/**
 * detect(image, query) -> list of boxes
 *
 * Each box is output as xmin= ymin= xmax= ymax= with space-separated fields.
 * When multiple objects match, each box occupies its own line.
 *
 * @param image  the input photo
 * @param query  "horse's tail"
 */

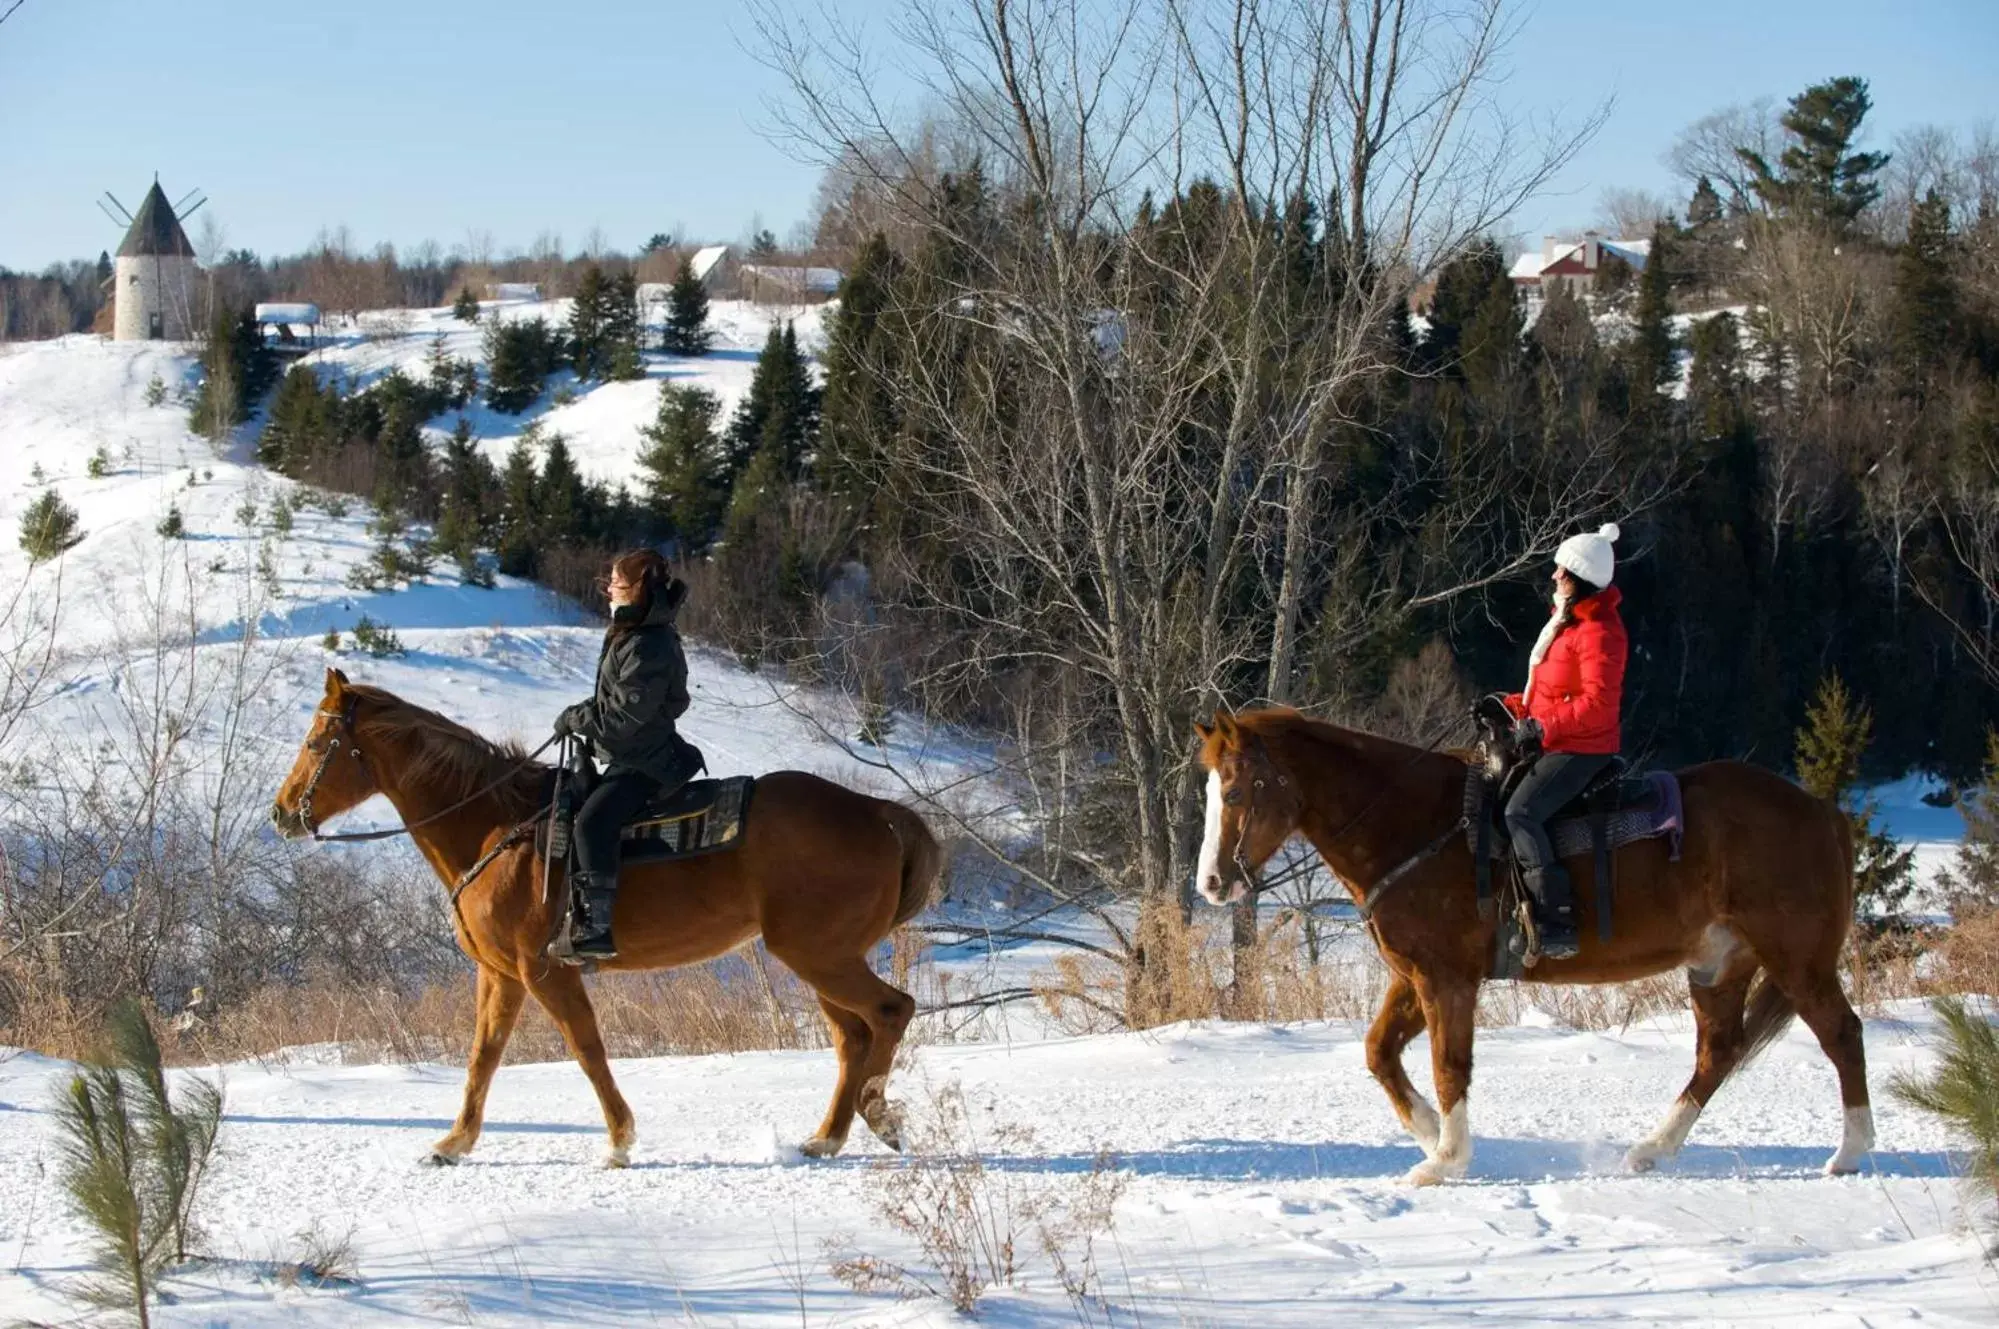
xmin=882 ymin=803 xmax=943 ymax=929
xmin=1737 ymin=972 xmax=1799 ymax=1066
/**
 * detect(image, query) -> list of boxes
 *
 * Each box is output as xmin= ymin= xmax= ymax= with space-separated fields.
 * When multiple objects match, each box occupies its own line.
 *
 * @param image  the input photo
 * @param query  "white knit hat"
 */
xmin=1555 ymin=522 xmax=1621 ymax=588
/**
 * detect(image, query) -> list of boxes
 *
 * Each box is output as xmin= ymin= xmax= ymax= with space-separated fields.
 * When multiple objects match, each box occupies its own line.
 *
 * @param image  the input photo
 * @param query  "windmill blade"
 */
xmin=96 ymin=199 xmax=128 ymax=228
xmin=102 ymin=191 xmax=134 ymax=224
xmin=178 ymin=195 xmax=208 ymax=222
xmin=173 ymin=189 xmax=204 ymax=215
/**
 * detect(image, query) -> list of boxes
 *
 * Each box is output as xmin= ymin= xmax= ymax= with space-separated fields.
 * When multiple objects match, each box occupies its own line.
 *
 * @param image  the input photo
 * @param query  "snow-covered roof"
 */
xmin=1511 ymin=236 xmax=1651 ymax=281
xmin=740 ymin=264 xmax=843 ymax=294
xmin=254 ymin=302 xmax=320 ymax=325
xmin=690 ymin=245 xmax=729 ymax=282
xmin=1508 ymin=250 xmax=1546 ymax=281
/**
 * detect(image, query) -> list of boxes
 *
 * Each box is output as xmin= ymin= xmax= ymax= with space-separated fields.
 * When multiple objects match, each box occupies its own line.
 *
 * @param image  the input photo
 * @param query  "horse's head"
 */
xmin=1193 ymin=712 xmax=1301 ymax=906
xmin=270 ymin=668 xmax=383 ymax=839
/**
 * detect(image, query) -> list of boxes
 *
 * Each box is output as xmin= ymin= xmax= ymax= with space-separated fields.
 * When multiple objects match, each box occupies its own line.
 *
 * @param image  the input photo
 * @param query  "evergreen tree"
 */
xmin=1687 ymin=176 xmax=1724 ymax=228
xmin=536 ymin=431 xmax=591 ymax=548
xmin=483 ymin=316 xmax=561 ymax=413
xmin=373 ymin=401 xmax=432 ymax=517
xmin=1939 ymin=729 xmax=1999 ymax=914
xmin=1738 ymin=76 xmax=1891 ymax=231
xmin=637 ymin=383 xmax=726 ymax=545
xmin=1626 ymin=224 xmax=1678 ymax=418
xmin=496 ymin=436 xmax=540 ymax=577
xmin=452 ymin=286 xmax=481 ymax=322
xmin=604 ymin=271 xmax=644 ymax=380
xmin=661 ymin=256 xmax=713 ymax=356
xmin=750 ymin=228 xmax=779 ymax=258
xmin=19 ymin=489 xmax=84 ymax=563
xmin=1685 ymin=311 xmax=1748 ymax=439
xmin=1794 ymin=674 xmax=1917 ymax=921
xmin=1893 ymin=189 xmax=1957 ymax=385
xmin=724 ymin=323 xmax=822 ymax=480
xmin=818 ymin=232 xmax=902 ymax=501
xmin=1422 ymin=239 xmax=1510 ymax=372
xmin=569 ymin=264 xmax=609 ymax=380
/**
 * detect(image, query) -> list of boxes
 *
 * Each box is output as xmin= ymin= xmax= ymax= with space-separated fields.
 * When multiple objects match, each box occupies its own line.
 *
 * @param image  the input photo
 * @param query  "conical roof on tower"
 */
xmin=117 ymin=182 xmax=196 ymax=259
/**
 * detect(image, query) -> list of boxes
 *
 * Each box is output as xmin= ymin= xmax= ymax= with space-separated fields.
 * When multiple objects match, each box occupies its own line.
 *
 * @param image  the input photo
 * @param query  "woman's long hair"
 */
xmin=607 ymin=549 xmax=673 ymax=628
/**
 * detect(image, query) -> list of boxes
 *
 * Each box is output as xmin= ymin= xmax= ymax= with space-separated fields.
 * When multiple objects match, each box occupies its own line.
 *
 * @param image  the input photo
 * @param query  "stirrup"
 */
xmin=1537 ymin=916 xmax=1579 ymax=960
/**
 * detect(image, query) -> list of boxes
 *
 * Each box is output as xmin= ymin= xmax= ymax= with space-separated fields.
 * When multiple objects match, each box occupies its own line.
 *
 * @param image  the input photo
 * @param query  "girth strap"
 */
xmin=1592 ymin=805 xmax=1613 ymax=942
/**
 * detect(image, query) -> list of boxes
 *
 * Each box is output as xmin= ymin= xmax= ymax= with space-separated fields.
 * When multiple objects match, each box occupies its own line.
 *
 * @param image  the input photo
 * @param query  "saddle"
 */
xmin=537 ymin=762 xmax=755 ymax=967
xmin=1466 ymin=698 xmax=1684 ymax=978
xmin=537 ymin=772 xmax=756 ymax=870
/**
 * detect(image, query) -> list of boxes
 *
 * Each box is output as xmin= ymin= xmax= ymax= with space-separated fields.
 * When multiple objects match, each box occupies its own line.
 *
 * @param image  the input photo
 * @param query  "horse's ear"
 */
xmin=1193 ymin=718 xmax=1214 ymax=742
xmin=1215 ymin=712 xmax=1239 ymax=740
xmin=326 ymin=667 xmax=349 ymax=693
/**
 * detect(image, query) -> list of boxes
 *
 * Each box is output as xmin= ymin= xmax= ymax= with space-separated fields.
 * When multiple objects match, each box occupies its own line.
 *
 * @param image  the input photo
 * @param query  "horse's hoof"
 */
xmin=1624 ymin=1142 xmax=1669 ymax=1173
xmin=603 ymin=1147 xmax=631 ymax=1170
xmin=422 ymin=1150 xmax=460 ymax=1168
xmin=799 ymin=1135 xmax=845 ymax=1159
xmin=1824 ymin=1157 xmax=1862 ymax=1177
xmin=1402 ymin=1158 xmax=1461 ymax=1187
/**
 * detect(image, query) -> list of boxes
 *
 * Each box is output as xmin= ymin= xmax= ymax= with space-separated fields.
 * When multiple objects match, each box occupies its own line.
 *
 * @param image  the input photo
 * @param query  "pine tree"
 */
xmin=497 ymin=436 xmax=540 ymax=577
xmin=373 ymin=401 xmax=432 ymax=517
xmin=19 ymin=489 xmax=84 ymax=562
xmin=818 ymin=232 xmax=902 ymax=501
xmin=637 ymin=383 xmax=726 ymax=546
xmin=1939 ymin=729 xmax=1999 ymax=914
xmin=1626 ymin=224 xmax=1677 ymax=418
xmin=1795 ymin=673 xmax=1917 ymax=921
xmin=1738 ymin=76 xmax=1891 ymax=231
xmin=1687 ymin=176 xmax=1724 ymax=229
xmin=1892 ymin=996 xmax=1999 ymax=1217
xmin=1893 ymin=189 xmax=1957 ymax=385
xmin=604 ymin=271 xmax=644 ymax=380
xmin=569 ymin=265 xmax=609 ymax=380
xmin=536 ymin=431 xmax=590 ymax=548
xmin=452 ymin=286 xmax=481 ymax=323
xmin=661 ymin=256 xmax=713 ymax=356
xmin=1686 ymin=311 xmax=1747 ymax=439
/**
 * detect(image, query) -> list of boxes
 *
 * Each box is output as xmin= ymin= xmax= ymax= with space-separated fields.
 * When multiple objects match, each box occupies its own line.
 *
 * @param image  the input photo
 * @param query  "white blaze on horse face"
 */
xmin=1197 ymin=769 xmax=1226 ymax=904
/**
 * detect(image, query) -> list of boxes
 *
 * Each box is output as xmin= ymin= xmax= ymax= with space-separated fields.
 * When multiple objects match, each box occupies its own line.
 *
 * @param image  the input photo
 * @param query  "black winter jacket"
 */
xmin=557 ymin=580 xmax=704 ymax=787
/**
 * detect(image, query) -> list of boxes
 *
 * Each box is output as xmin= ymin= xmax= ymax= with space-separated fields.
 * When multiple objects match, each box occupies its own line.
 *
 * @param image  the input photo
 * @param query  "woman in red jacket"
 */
xmin=1501 ymin=523 xmax=1627 ymax=959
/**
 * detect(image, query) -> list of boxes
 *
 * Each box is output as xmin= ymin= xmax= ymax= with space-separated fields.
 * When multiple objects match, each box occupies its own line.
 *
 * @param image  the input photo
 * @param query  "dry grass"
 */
xmin=827 ymin=1077 xmax=1128 ymax=1317
xmin=2 ymin=951 xmax=831 ymax=1067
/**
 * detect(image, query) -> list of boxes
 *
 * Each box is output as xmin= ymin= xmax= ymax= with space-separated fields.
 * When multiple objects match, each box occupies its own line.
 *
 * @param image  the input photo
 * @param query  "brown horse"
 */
xmin=1194 ymin=708 xmax=1869 ymax=1185
xmin=269 ymin=668 xmax=939 ymax=1166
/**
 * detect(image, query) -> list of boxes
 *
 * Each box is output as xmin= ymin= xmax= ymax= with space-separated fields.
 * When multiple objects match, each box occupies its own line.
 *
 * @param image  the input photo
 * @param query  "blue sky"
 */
xmin=2 ymin=0 xmax=1995 ymax=272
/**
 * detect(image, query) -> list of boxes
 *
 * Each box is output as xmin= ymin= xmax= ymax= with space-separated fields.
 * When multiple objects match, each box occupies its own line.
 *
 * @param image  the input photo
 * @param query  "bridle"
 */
xmin=288 ymin=697 xmax=558 ymax=844
xmin=283 ymin=695 xmax=563 ymax=935
xmin=1227 ymin=715 xmax=1466 ymax=917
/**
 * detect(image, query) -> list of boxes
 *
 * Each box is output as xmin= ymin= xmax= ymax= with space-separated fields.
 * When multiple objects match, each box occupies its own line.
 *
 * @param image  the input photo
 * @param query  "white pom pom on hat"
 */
xmin=1555 ymin=521 xmax=1621 ymax=588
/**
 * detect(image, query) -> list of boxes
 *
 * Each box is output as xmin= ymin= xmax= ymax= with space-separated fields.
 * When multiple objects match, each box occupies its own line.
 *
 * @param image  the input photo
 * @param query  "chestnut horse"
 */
xmin=1194 ymin=708 xmax=1869 ymax=1185
xmin=270 ymin=668 xmax=939 ymax=1166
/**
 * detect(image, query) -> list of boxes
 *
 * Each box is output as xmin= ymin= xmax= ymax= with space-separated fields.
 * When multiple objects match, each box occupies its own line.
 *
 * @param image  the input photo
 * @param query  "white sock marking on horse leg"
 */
xmin=1196 ymin=770 xmax=1225 ymax=903
xmin=1406 ymin=1094 xmax=1441 ymax=1155
xmin=1626 ymin=1096 xmax=1702 ymax=1171
xmin=1404 ymin=1100 xmax=1470 ymax=1185
xmin=1826 ymin=1105 xmax=1874 ymax=1175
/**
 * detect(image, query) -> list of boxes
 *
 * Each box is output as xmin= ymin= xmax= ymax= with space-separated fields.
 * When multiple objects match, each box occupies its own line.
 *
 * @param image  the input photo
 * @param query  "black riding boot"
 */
xmin=1525 ymin=864 xmax=1580 ymax=960
xmin=571 ymin=872 xmax=619 ymax=959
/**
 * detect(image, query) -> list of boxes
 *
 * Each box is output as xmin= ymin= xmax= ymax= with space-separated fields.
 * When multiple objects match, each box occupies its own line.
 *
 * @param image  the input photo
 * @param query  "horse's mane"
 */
xmin=1210 ymin=707 xmax=1463 ymax=772
xmin=347 ymin=684 xmax=548 ymax=818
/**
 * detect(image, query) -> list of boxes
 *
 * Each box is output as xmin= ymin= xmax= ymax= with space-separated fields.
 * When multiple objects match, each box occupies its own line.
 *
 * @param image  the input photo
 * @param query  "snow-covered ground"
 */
xmin=1 ymin=321 xmax=1992 ymax=1325
xmin=1 ymin=1005 xmax=1993 ymax=1326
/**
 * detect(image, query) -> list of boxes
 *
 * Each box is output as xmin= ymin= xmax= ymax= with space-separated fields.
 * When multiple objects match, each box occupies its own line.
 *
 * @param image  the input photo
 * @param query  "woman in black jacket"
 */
xmin=553 ymin=549 xmax=703 ymax=958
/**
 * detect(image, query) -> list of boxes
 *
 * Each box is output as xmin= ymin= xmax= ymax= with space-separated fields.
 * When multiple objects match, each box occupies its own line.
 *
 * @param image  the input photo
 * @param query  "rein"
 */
xmin=293 ymin=699 xmax=562 ymax=935
xmin=1243 ymin=714 xmax=1465 ymax=917
xmin=297 ymin=700 xmax=559 ymax=843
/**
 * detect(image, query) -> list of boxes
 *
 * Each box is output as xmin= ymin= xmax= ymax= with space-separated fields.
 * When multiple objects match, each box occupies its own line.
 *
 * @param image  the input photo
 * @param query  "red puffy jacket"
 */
xmin=1503 ymin=586 xmax=1627 ymax=755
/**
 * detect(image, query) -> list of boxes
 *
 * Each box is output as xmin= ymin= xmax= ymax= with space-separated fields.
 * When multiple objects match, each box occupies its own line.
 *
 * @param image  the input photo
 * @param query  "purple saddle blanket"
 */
xmin=1548 ymin=770 xmax=1684 ymax=862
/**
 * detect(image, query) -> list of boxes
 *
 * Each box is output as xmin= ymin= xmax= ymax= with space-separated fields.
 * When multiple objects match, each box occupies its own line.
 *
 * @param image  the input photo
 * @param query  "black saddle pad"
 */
xmin=618 ymin=775 xmax=755 ymax=861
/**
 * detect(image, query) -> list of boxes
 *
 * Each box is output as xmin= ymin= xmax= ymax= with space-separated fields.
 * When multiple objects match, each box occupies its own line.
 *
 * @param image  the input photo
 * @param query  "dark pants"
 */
xmin=1503 ymin=751 xmax=1615 ymax=876
xmin=573 ymin=766 xmax=662 ymax=884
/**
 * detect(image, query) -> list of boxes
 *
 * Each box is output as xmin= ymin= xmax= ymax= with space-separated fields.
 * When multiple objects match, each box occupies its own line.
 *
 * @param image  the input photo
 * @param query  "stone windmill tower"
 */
xmin=102 ymin=180 xmax=202 ymax=341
